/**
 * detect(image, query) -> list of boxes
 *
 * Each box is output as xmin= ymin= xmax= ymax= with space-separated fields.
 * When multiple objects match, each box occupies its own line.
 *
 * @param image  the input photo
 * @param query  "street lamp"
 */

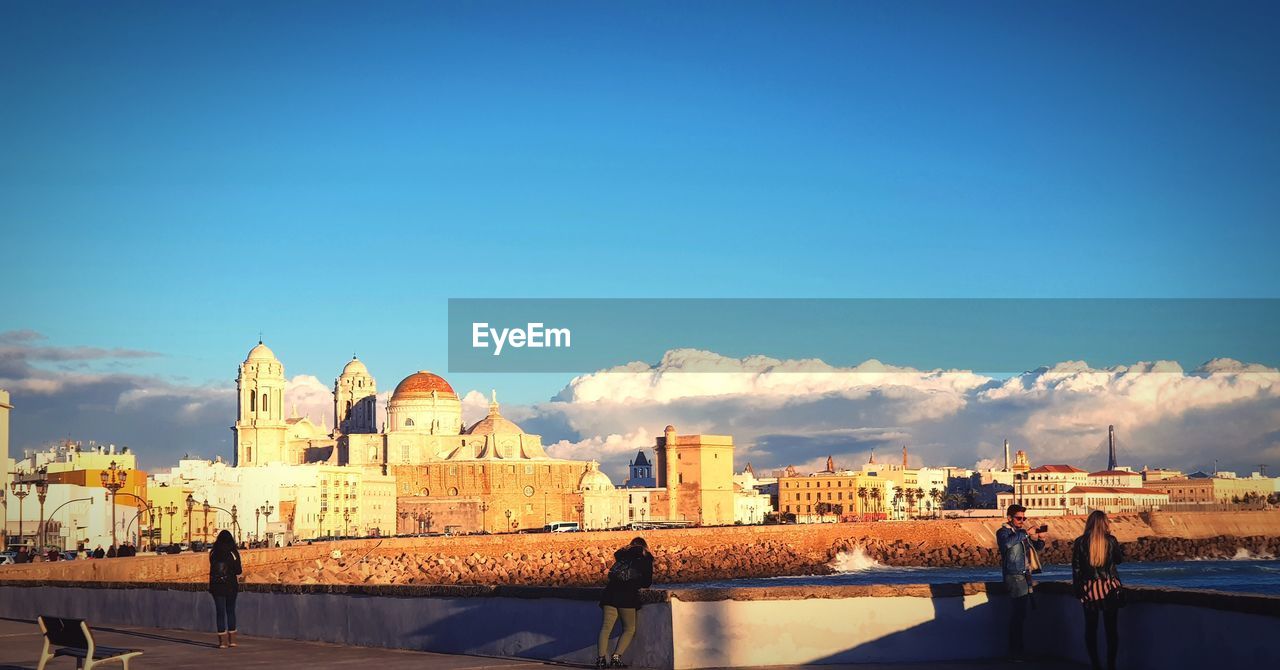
xmin=504 ymin=508 xmax=512 ymax=533
xmin=343 ymin=508 xmax=351 ymax=537
xmin=231 ymin=505 xmax=240 ymax=543
xmin=100 ymin=461 xmax=128 ymax=554
xmin=164 ymin=503 xmax=178 ymax=545
xmin=185 ymin=494 xmax=195 ymax=546
xmin=478 ymin=501 xmax=489 ymax=533
xmin=148 ymin=508 xmax=157 ymax=550
xmin=202 ymin=500 xmax=212 ymax=543
xmin=318 ymin=509 xmax=326 ymax=538
xmin=36 ymin=475 xmax=49 ymax=553
xmin=9 ymin=481 xmax=30 ymax=552
xmin=255 ymin=502 xmax=274 ymax=544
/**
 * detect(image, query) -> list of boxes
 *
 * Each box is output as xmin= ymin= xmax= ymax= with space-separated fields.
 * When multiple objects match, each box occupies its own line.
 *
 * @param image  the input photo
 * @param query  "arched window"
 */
xmin=448 ymin=487 xmax=458 ymax=496
xmin=250 ymin=392 xmax=256 ymax=412
xmin=263 ymin=393 xmax=269 ymax=413
xmin=405 ymin=418 xmax=415 ymax=427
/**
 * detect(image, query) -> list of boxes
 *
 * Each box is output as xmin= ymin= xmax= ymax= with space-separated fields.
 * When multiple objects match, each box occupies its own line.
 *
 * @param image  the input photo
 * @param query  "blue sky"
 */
xmin=2 ymin=2 xmax=1278 ymax=468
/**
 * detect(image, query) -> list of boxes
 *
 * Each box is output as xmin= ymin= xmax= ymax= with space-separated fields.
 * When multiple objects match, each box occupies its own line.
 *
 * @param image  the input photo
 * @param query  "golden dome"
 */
xmin=391 ymin=371 xmax=457 ymax=400
xmin=466 ymin=392 xmax=522 ymax=435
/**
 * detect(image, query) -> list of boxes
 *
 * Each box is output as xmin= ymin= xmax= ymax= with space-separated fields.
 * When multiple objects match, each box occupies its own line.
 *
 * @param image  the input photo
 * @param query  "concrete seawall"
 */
xmin=3 ymin=510 xmax=1277 ymax=587
xmin=0 ymin=580 xmax=1276 ymax=669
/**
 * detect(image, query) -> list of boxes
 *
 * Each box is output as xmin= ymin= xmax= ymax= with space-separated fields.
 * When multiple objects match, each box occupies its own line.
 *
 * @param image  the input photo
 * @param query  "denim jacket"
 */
xmin=997 ymin=524 xmax=1044 ymax=577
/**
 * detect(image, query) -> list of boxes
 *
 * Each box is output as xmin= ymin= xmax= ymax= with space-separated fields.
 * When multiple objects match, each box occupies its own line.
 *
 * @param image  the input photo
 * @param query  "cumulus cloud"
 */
xmin=509 ymin=349 xmax=1280 ymax=478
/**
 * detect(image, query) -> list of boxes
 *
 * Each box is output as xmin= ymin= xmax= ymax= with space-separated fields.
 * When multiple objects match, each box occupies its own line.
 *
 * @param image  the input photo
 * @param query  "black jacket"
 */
xmin=599 ymin=545 xmax=654 ymax=610
xmin=1071 ymin=534 xmax=1123 ymax=599
xmin=209 ymin=547 xmax=243 ymax=597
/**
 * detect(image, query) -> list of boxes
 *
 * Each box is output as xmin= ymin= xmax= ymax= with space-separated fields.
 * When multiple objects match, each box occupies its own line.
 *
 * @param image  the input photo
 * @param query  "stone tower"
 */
xmin=233 ymin=341 xmax=288 ymax=467
xmin=654 ymin=424 xmax=735 ymax=525
xmin=334 ymin=356 xmax=377 ymax=435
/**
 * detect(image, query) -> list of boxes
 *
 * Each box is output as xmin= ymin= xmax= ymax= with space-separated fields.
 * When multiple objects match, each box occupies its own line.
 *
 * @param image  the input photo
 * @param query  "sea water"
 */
xmin=669 ymin=547 xmax=1280 ymax=596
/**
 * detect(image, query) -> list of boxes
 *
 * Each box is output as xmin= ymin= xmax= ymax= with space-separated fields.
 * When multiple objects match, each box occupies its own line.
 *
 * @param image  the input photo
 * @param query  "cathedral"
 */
xmin=230 ymin=341 xmax=736 ymax=534
xmin=232 ymin=341 xmax=554 ymax=472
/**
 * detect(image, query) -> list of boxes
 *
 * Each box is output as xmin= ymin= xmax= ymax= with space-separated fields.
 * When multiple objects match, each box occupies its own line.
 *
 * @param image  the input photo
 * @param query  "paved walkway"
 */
xmin=0 ymin=618 xmax=1084 ymax=669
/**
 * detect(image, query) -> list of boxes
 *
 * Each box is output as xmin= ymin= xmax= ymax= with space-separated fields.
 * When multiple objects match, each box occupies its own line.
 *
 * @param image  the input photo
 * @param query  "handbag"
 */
xmin=1026 ymin=541 xmax=1043 ymax=575
xmin=1082 ymin=575 xmax=1125 ymax=608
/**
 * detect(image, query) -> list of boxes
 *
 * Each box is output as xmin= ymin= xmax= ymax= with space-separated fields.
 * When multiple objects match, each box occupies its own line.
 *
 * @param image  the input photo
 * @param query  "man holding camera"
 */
xmin=997 ymin=503 xmax=1047 ymax=662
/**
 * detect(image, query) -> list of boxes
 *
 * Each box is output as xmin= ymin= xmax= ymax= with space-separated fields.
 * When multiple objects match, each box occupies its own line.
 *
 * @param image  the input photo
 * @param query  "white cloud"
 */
xmin=508 ymin=350 xmax=1280 ymax=477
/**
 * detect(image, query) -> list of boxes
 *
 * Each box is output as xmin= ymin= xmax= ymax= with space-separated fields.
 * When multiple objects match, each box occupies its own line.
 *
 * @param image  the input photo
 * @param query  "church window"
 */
xmin=250 ymin=392 xmax=256 ymax=412
xmin=263 ymin=393 xmax=269 ymax=412
xmin=678 ymin=474 xmax=683 ymax=484
xmin=405 ymin=418 xmax=415 ymax=427
xmin=421 ymin=488 xmax=429 ymax=496
xmin=448 ymin=487 xmax=458 ymax=496
xmin=247 ymin=447 xmax=253 ymax=462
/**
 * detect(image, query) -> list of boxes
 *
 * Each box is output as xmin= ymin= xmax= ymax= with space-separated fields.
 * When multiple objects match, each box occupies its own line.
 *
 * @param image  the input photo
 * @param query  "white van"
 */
xmin=544 ymin=521 xmax=580 ymax=533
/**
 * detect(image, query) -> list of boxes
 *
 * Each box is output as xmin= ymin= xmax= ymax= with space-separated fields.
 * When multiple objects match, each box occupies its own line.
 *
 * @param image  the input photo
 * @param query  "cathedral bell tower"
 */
xmin=232 ymin=341 xmax=288 ymax=467
xmin=334 ymin=355 xmax=377 ymax=435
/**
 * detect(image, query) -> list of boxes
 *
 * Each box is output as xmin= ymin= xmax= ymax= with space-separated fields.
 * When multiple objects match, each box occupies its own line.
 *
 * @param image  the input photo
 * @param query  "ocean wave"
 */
xmin=829 ymin=547 xmax=887 ymax=573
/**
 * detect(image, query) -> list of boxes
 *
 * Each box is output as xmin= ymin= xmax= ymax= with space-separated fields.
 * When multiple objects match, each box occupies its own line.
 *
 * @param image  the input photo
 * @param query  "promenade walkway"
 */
xmin=0 ymin=617 xmax=1084 ymax=669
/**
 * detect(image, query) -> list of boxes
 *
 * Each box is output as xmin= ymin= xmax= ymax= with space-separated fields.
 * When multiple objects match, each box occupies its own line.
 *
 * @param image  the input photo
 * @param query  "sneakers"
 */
xmin=595 ymin=656 xmax=608 ymax=668
xmin=610 ymin=654 xmax=628 ymax=668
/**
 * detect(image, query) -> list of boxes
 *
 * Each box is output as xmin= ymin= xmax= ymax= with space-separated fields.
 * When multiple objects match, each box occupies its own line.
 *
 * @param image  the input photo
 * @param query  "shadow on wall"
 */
xmin=405 ymin=595 xmax=670 ymax=668
xmin=679 ymin=583 xmax=1093 ymax=668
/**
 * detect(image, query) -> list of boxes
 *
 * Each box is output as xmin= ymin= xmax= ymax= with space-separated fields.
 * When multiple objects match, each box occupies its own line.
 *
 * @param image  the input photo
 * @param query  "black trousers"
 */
xmin=1083 ymin=606 xmax=1118 ymax=670
xmin=1008 ymin=594 xmax=1029 ymax=656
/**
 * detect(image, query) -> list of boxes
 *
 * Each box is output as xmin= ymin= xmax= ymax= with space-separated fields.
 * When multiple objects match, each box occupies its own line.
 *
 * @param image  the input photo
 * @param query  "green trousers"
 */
xmin=597 ymin=606 xmax=638 ymax=658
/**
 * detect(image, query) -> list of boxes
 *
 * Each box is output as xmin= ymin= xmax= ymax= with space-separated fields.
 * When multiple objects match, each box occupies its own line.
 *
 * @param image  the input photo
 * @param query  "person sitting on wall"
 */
xmin=596 ymin=537 xmax=655 ymax=668
xmin=997 ymin=503 xmax=1046 ymax=662
xmin=92 ymin=546 xmax=105 ymax=559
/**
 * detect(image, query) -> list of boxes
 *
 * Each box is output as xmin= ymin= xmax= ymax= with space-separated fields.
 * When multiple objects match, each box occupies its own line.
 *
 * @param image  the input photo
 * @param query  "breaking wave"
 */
xmin=829 ymin=546 xmax=886 ymax=572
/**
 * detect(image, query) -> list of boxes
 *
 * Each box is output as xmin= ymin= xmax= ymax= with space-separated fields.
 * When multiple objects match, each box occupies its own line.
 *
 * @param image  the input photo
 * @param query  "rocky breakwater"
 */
xmin=256 ymin=536 xmax=836 ymax=587
xmin=842 ymin=534 xmax=1280 ymax=568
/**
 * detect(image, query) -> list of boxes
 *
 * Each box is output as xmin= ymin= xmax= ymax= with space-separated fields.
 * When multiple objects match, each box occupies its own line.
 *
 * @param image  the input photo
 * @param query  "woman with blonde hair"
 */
xmin=1072 ymin=510 xmax=1124 ymax=670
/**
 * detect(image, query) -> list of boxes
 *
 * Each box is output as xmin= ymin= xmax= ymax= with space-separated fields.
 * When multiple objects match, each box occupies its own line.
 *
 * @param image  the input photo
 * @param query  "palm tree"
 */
xmin=930 ymin=488 xmax=943 ymax=518
xmin=915 ymin=488 xmax=926 ymax=518
xmin=892 ymin=491 xmax=904 ymax=520
xmin=904 ymin=489 xmax=916 ymax=519
xmin=858 ymin=487 xmax=869 ymax=517
xmin=870 ymin=488 xmax=882 ymax=517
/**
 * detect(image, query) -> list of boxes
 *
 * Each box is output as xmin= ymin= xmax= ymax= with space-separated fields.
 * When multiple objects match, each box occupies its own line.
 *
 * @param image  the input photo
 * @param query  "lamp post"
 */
xmin=318 ymin=509 xmax=326 ymax=538
xmin=343 ymin=508 xmax=351 ymax=537
xmin=504 ymin=509 xmax=512 ymax=533
xmin=36 ymin=477 xmax=49 ymax=552
xmin=164 ymin=503 xmax=177 ymax=545
xmin=148 ymin=508 xmax=157 ymax=550
xmin=185 ymin=494 xmax=195 ymax=546
xmin=231 ymin=505 xmax=239 ymax=543
xmin=10 ymin=481 xmax=30 ymax=551
xmin=202 ymin=500 xmax=211 ymax=543
xmin=100 ymin=461 xmax=128 ymax=554
xmin=398 ymin=510 xmax=409 ymax=535
xmin=0 ymin=486 xmax=7 ymax=551
xmin=478 ymin=501 xmax=489 ymax=533
xmin=255 ymin=502 xmax=274 ymax=544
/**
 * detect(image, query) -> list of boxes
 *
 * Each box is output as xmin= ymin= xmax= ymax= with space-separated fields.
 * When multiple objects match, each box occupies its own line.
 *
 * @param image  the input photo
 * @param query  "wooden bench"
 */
xmin=37 ymin=615 xmax=143 ymax=670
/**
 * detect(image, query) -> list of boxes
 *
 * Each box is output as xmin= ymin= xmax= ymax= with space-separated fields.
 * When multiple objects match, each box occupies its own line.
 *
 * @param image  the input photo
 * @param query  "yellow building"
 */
xmin=654 ymin=426 xmax=734 ymax=526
